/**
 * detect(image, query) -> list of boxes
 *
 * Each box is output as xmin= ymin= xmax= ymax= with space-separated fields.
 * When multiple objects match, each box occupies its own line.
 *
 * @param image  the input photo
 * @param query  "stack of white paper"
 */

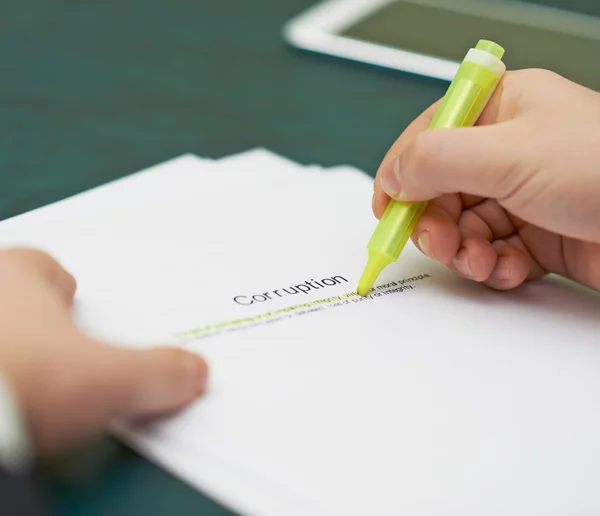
xmin=0 ymin=149 xmax=599 ymax=515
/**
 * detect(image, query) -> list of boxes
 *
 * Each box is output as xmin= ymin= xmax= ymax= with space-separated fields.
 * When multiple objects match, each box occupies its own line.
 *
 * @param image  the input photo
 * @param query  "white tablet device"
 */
xmin=282 ymin=0 xmax=600 ymax=90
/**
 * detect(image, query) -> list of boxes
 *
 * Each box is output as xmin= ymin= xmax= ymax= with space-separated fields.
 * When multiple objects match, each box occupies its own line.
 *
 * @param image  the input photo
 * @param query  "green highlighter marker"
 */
xmin=357 ymin=39 xmax=506 ymax=296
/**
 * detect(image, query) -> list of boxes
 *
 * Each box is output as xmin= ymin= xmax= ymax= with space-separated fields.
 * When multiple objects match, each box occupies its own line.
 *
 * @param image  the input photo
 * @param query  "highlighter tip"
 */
xmin=356 ymin=251 xmax=392 ymax=297
xmin=357 ymin=272 xmax=376 ymax=297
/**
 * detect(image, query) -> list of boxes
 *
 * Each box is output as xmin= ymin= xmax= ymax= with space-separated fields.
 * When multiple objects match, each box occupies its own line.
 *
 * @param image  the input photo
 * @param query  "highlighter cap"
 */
xmin=429 ymin=39 xmax=506 ymax=129
xmin=476 ymin=39 xmax=505 ymax=60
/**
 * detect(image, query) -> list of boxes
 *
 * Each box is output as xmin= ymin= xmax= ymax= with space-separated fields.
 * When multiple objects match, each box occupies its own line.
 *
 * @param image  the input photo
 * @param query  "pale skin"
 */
xmin=373 ymin=69 xmax=600 ymax=292
xmin=1 ymin=68 xmax=599 ymax=459
xmin=0 ymin=248 xmax=208 ymax=456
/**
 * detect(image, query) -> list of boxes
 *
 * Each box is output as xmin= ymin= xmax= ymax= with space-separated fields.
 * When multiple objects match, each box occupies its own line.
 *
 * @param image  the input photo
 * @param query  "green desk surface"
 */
xmin=1 ymin=0 xmax=598 ymax=514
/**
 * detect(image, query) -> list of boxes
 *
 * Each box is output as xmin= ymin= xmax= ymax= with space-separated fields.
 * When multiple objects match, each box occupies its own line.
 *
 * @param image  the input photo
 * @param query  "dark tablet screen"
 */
xmin=341 ymin=0 xmax=600 ymax=90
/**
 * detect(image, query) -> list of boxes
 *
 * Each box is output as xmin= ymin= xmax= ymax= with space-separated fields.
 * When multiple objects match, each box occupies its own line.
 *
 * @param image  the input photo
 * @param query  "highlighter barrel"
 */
xmin=357 ymin=40 xmax=506 ymax=296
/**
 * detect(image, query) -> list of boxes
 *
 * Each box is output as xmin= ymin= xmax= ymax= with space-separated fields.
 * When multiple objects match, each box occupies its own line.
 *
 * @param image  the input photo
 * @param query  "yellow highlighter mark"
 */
xmin=172 ymin=274 xmax=432 ymax=342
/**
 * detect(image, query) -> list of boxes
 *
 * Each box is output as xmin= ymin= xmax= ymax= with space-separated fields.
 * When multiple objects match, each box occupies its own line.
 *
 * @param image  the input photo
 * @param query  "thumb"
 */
xmin=106 ymin=345 xmax=209 ymax=421
xmin=29 ymin=341 xmax=208 ymax=454
xmin=379 ymin=123 xmax=521 ymax=202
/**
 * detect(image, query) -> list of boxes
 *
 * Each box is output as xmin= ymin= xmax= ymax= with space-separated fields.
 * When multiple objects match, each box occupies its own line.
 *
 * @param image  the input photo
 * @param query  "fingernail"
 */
xmin=185 ymin=355 xmax=208 ymax=397
xmin=380 ymin=157 xmax=402 ymax=198
xmin=417 ymin=231 xmax=431 ymax=258
xmin=492 ymin=257 xmax=511 ymax=281
xmin=452 ymin=249 xmax=472 ymax=278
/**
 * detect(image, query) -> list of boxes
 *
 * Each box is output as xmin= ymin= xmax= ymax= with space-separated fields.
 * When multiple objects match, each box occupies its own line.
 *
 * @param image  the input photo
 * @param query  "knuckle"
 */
xmin=494 ymin=159 xmax=535 ymax=204
xmin=503 ymin=68 xmax=561 ymax=101
xmin=519 ymin=68 xmax=560 ymax=85
xmin=528 ymin=68 xmax=559 ymax=80
xmin=406 ymin=132 xmax=438 ymax=178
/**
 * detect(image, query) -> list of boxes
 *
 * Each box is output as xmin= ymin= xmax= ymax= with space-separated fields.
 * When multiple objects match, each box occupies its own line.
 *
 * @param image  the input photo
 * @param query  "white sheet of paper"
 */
xmin=0 ymin=150 xmax=599 ymax=516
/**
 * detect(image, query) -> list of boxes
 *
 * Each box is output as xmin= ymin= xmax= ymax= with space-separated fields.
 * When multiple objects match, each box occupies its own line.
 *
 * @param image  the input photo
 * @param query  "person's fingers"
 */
xmin=410 ymin=196 xmax=461 ymax=264
xmin=105 ymin=345 xmax=208 ymax=420
xmin=377 ymin=99 xmax=442 ymax=174
xmin=0 ymin=248 xmax=77 ymax=307
xmin=376 ymin=69 xmax=524 ymax=182
xmin=373 ymin=69 xmax=523 ymax=205
xmin=374 ymin=70 xmax=536 ymax=213
xmin=29 ymin=342 xmax=208 ymax=454
xmin=379 ymin=122 xmax=524 ymax=202
xmin=448 ymin=237 xmax=530 ymax=290
xmin=483 ymin=241 xmax=530 ymax=290
xmin=502 ymin=232 xmax=547 ymax=282
xmin=449 ymin=237 xmax=498 ymax=283
xmin=372 ymin=174 xmax=389 ymax=220
xmin=373 ymin=100 xmax=442 ymax=218
xmin=463 ymin=199 xmax=515 ymax=240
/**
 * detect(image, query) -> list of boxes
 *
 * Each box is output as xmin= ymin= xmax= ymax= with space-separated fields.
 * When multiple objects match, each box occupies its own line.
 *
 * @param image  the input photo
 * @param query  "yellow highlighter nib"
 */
xmin=357 ymin=251 xmax=392 ymax=296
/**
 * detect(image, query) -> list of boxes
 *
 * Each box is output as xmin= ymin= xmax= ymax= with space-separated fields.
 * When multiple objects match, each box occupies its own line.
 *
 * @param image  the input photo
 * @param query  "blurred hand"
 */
xmin=0 ymin=248 xmax=208 ymax=455
xmin=373 ymin=69 xmax=600 ymax=291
